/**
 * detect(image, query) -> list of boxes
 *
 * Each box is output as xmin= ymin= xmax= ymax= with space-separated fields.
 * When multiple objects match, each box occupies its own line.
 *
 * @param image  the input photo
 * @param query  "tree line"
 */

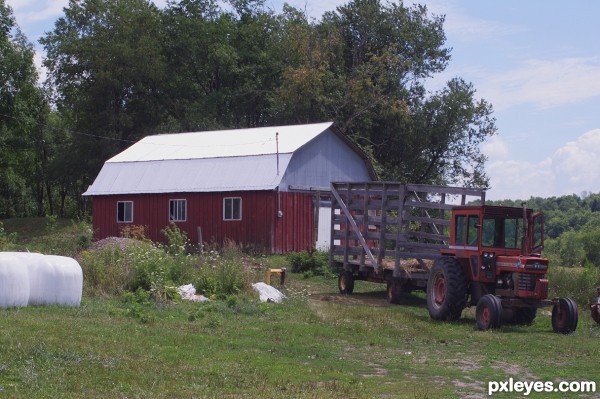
xmin=1 ymin=0 xmax=496 ymax=219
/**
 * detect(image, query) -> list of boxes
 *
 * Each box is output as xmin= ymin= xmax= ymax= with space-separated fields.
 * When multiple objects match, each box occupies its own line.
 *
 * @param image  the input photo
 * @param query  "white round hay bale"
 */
xmin=0 ymin=252 xmax=30 ymax=308
xmin=45 ymin=255 xmax=83 ymax=306
xmin=21 ymin=252 xmax=51 ymax=306
xmin=0 ymin=252 xmax=83 ymax=307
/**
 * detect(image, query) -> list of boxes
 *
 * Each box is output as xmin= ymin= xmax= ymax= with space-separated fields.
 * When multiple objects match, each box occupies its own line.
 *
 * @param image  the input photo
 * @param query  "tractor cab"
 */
xmin=446 ymin=205 xmax=548 ymax=300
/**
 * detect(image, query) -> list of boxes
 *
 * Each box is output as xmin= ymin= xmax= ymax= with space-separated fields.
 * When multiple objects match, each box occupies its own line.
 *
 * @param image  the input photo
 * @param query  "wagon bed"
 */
xmin=329 ymin=182 xmax=486 ymax=286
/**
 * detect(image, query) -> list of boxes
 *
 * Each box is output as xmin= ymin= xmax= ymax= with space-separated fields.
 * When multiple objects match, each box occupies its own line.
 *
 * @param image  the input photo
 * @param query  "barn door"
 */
xmin=315 ymin=199 xmax=332 ymax=250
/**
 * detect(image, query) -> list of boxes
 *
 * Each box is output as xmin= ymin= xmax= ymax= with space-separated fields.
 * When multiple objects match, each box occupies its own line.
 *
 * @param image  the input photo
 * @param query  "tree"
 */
xmin=0 ymin=0 xmax=49 ymax=217
xmin=42 ymin=0 xmax=497 ymax=211
xmin=271 ymin=0 xmax=496 ymax=186
xmin=41 ymin=0 xmax=168 ymax=197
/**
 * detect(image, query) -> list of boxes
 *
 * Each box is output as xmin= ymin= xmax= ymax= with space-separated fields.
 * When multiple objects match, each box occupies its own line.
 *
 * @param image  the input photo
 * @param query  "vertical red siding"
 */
xmin=91 ymin=191 xmax=315 ymax=253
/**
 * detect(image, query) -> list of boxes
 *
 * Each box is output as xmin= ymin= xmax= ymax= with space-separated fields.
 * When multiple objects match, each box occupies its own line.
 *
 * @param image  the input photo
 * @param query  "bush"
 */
xmin=161 ymin=223 xmax=190 ymax=256
xmin=286 ymin=251 xmax=331 ymax=276
xmin=548 ymin=264 xmax=600 ymax=306
xmin=79 ymin=245 xmax=133 ymax=296
xmin=193 ymin=248 xmax=249 ymax=299
xmin=80 ymin=237 xmax=252 ymax=302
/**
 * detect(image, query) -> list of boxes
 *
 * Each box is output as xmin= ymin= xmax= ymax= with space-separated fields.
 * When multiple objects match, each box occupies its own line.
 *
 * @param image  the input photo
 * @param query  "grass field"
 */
xmin=1 ymin=273 xmax=599 ymax=399
xmin=1 ymin=219 xmax=599 ymax=398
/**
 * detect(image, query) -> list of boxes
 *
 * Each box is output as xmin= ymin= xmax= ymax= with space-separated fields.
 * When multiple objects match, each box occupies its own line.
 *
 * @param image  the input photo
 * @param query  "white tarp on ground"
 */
xmin=0 ymin=252 xmax=83 ymax=308
xmin=252 ymin=282 xmax=286 ymax=303
xmin=177 ymin=284 xmax=209 ymax=302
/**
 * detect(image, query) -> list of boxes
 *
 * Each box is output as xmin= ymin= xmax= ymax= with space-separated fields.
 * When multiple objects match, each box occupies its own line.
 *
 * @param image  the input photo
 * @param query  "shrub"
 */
xmin=81 ymin=237 xmax=252 ymax=302
xmin=79 ymin=246 xmax=133 ymax=296
xmin=161 ymin=223 xmax=189 ymax=256
xmin=286 ymin=250 xmax=331 ymax=277
xmin=548 ymin=264 xmax=600 ymax=306
xmin=120 ymin=224 xmax=149 ymax=240
xmin=194 ymin=256 xmax=248 ymax=299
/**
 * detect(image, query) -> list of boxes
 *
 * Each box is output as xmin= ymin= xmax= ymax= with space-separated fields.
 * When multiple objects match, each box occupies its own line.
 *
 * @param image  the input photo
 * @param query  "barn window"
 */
xmin=169 ymin=199 xmax=187 ymax=222
xmin=223 ymin=197 xmax=242 ymax=221
xmin=117 ymin=201 xmax=133 ymax=223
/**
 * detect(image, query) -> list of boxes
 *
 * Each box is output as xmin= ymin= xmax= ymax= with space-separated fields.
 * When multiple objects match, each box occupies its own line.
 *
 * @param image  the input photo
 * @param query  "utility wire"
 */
xmin=0 ymin=112 xmax=138 ymax=144
xmin=0 ymin=112 xmax=278 ymax=148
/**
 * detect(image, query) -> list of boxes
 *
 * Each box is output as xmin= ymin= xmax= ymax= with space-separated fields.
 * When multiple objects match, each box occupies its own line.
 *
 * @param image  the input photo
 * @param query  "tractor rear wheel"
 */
xmin=476 ymin=294 xmax=503 ymax=330
xmin=552 ymin=297 xmax=578 ymax=334
xmin=338 ymin=271 xmax=355 ymax=295
xmin=426 ymin=257 xmax=467 ymax=321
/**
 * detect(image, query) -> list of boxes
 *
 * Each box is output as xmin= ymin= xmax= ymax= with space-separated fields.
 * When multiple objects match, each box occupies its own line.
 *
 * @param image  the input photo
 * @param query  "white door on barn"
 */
xmin=315 ymin=202 xmax=331 ymax=251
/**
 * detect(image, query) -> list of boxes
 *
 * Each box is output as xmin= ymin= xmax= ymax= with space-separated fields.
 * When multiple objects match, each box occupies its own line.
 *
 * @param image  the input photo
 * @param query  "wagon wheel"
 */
xmin=426 ymin=257 xmax=467 ymax=321
xmin=476 ymin=294 xmax=503 ymax=331
xmin=338 ymin=271 xmax=355 ymax=295
xmin=591 ymin=303 xmax=600 ymax=325
xmin=387 ymin=279 xmax=402 ymax=304
xmin=552 ymin=297 xmax=578 ymax=334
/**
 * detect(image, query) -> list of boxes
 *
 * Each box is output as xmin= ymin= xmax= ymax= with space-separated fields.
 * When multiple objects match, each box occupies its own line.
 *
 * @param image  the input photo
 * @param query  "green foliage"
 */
xmin=0 ymin=1 xmax=50 ymax=218
xmin=489 ymin=192 xmax=600 ymax=268
xmin=79 ymin=246 xmax=131 ymax=296
xmin=161 ymin=223 xmax=189 ymax=256
xmin=45 ymin=214 xmax=58 ymax=230
xmin=193 ymin=249 xmax=249 ymax=299
xmin=118 ymin=287 xmax=154 ymax=323
xmin=287 ymin=250 xmax=332 ymax=277
xmin=549 ymin=265 xmax=600 ymax=306
xmin=0 ymin=218 xmax=92 ymax=256
xmin=0 ymin=220 xmax=17 ymax=250
xmin=79 ymin=237 xmax=252 ymax=302
xmin=30 ymin=0 xmax=495 ymax=216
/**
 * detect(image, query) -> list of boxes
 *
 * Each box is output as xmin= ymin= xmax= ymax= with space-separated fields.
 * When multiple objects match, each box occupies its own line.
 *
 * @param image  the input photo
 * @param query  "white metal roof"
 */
xmin=107 ymin=122 xmax=334 ymax=162
xmin=84 ymin=154 xmax=293 ymax=195
xmin=83 ymin=122 xmax=335 ymax=196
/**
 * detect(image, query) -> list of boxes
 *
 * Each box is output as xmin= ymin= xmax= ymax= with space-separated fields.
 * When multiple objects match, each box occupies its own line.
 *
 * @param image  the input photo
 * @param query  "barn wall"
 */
xmin=273 ymin=192 xmax=315 ymax=253
xmin=91 ymin=191 xmax=315 ymax=253
xmin=279 ymin=130 xmax=373 ymax=191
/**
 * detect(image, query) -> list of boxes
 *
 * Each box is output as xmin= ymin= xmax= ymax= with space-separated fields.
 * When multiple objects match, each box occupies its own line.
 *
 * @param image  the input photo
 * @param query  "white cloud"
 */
xmin=479 ymin=57 xmax=600 ymax=111
xmin=5 ymin=0 xmax=69 ymax=25
xmin=422 ymin=0 xmax=523 ymax=42
xmin=482 ymin=135 xmax=510 ymax=161
xmin=486 ymin=129 xmax=600 ymax=200
xmin=487 ymin=158 xmax=556 ymax=200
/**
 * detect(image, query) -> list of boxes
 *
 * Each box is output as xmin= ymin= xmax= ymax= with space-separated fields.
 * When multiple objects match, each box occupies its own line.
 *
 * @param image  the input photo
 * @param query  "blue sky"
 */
xmin=6 ymin=0 xmax=600 ymax=201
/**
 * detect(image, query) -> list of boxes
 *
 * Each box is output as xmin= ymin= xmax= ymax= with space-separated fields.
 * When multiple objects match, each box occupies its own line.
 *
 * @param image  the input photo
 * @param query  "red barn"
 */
xmin=83 ymin=122 xmax=376 ymax=253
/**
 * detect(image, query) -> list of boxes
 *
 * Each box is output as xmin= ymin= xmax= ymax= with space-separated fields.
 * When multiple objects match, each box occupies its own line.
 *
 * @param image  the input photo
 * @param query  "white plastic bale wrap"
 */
xmin=0 ymin=252 xmax=83 ymax=308
xmin=252 ymin=282 xmax=286 ymax=303
xmin=0 ymin=253 xmax=30 ymax=307
xmin=46 ymin=255 xmax=83 ymax=306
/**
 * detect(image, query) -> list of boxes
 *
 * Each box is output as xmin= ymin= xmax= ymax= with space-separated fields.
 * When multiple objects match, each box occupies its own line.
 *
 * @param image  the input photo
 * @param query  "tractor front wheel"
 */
xmin=552 ymin=297 xmax=578 ymax=334
xmin=476 ymin=294 xmax=503 ymax=331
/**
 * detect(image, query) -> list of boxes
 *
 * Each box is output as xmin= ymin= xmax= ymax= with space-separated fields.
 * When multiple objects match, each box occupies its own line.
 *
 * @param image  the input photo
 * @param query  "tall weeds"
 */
xmin=548 ymin=264 xmax=600 ymax=306
xmin=79 ymin=231 xmax=253 ymax=302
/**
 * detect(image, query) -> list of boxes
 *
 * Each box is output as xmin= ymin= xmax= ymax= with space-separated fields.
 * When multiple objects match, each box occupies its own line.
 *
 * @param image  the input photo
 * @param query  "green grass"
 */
xmin=1 ymin=217 xmax=91 ymax=257
xmin=1 ymin=275 xmax=599 ymax=399
xmin=1 ymin=218 xmax=599 ymax=398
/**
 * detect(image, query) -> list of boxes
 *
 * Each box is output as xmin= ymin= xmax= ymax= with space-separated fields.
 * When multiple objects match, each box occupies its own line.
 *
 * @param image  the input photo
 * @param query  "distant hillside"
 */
xmin=487 ymin=192 xmax=600 ymax=239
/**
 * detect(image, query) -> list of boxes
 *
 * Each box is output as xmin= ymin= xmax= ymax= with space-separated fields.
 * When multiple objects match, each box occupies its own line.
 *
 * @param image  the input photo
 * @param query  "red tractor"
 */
xmin=430 ymin=204 xmax=578 ymax=333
